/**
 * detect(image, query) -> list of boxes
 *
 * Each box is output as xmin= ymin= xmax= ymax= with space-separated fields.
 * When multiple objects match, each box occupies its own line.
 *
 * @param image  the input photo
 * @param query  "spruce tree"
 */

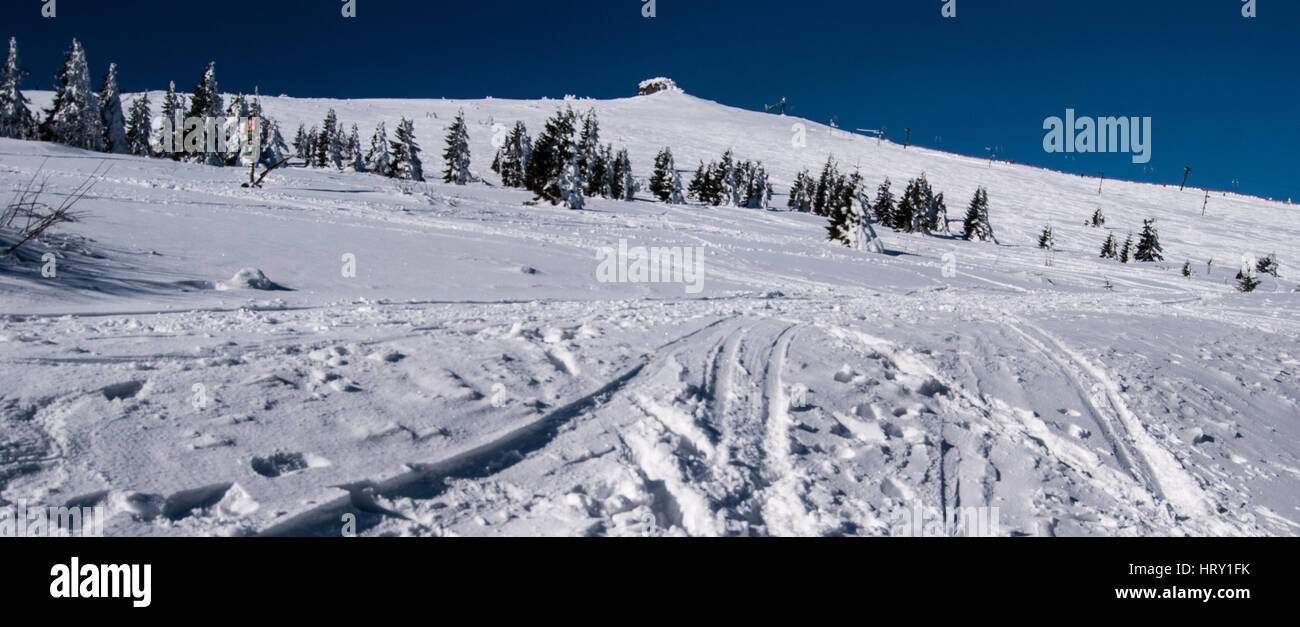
xmin=1182 ymin=261 xmax=1192 ymax=277
xmin=924 ymin=189 xmax=949 ymax=234
xmin=616 ymin=149 xmax=635 ymax=201
xmin=524 ymin=107 xmax=577 ymax=204
xmin=1237 ymin=267 xmax=1260 ymax=292
xmin=124 ymin=94 xmax=152 ymax=156
xmin=1134 ymin=218 xmax=1163 ymax=262
xmin=292 ymin=124 xmax=308 ymax=160
xmin=575 ymin=110 xmax=600 ymax=190
xmin=688 ymin=161 xmax=709 ymax=204
xmin=743 ymin=163 xmax=772 ymax=209
xmin=262 ymin=119 xmax=290 ymax=167
xmin=649 ymin=147 xmax=675 ymax=202
xmin=560 ymin=156 xmax=585 ymax=210
xmin=365 ymin=121 xmax=391 ymax=174
xmin=962 ymin=187 xmax=994 ymax=242
xmin=442 ymin=108 xmax=472 ymax=184
xmin=596 ymin=144 xmax=616 ymax=198
xmin=1256 ymin=254 xmax=1279 ymax=277
xmin=1100 ymin=233 xmax=1118 ymax=259
xmin=346 ymin=123 xmax=364 ymax=172
xmin=1090 ymin=208 xmax=1105 ymax=227
xmin=387 ymin=117 xmax=423 ymax=181
xmin=1038 ymin=225 xmax=1055 ymax=250
xmin=42 ymin=39 xmax=104 ymax=151
xmin=787 ymin=169 xmax=813 ymax=212
xmin=304 ymin=125 xmax=319 ymax=166
xmin=896 ymin=177 xmax=929 ymax=232
xmin=670 ymin=167 xmax=685 ymax=205
xmin=813 ymin=156 xmax=837 ymax=216
xmin=159 ymin=81 xmax=183 ymax=159
xmin=318 ymin=108 xmax=343 ymax=169
xmin=873 ymin=179 xmax=896 ymax=225
xmin=0 ymin=37 xmax=35 ymax=140
xmin=1119 ymin=234 xmax=1133 ymax=263
xmin=491 ymin=121 xmax=531 ymax=188
xmin=185 ymin=61 xmax=223 ymax=165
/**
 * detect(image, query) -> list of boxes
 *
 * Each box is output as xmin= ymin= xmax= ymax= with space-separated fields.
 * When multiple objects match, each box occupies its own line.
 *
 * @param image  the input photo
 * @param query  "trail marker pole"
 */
xmin=1202 ymin=190 xmax=1210 ymax=216
xmin=1180 ymin=166 xmax=1191 ymax=191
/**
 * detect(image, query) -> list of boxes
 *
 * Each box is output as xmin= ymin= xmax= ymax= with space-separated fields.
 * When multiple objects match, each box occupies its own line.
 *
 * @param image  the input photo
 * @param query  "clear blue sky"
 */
xmin=9 ymin=0 xmax=1298 ymax=201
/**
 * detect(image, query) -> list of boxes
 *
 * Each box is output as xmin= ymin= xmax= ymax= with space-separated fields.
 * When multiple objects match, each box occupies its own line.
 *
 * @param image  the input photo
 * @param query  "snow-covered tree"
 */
xmin=575 ymin=110 xmax=600 ymax=190
xmin=924 ymin=189 xmax=949 ymax=234
xmin=670 ymin=167 xmax=685 ymax=205
xmin=873 ymin=179 xmax=896 ymax=225
xmin=788 ymin=169 xmax=813 ymax=212
xmin=1182 ymin=261 xmax=1192 ymax=277
xmin=42 ymin=39 xmax=104 ymax=151
xmin=896 ymin=176 xmax=931 ymax=232
xmin=1037 ymin=225 xmax=1055 ymax=250
xmin=1256 ymin=254 xmax=1279 ymax=277
xmin=261 ymin=119 xmax=290 ymax=167
xmin=317 ymin=109 xmax=343 ymax=169
xmin=1237 ymin=266 xmax=1260 ymax=292
xmin=0 ymin=37 xmax=36 ymax=140
xmin=1090 ymin=208 xmax=1105 ymax=227
xmin=124 ymin=94 xmax=152 ymax=156
xmin=345 ymin=123 xmax=364 ymax=171
xmin=491 ymin=121 xmax=531 ymax=188
xmin=1100 ymin=233 xmax=1118 ymax=259
xmin=442 ymin=108 xmax=472 ymax=184
xmin=615 ymin=148 xmax=635 ymax=201
xmin=304 ymin=125 xmax=319 ymax=166
xmin=649 ymin=147 xmax=676 ymax=203
xmin=813 ymin=156 xmax=838 ymax=217
xmin=587 ymin=144 xmax=611 ymax=197
xmin=292 ymin=124 xmax=309 ymax=161
xmin=185 ymin=62 xmax=224 ymax=165
xmin=560 ymin=156 xmax=585 ymax=210
xmin=1119 ymin=234 xmax=1133 ymax=263
xmin=365 ymin=121 xmax=391 ymax=174
xmin=961 ymin=187 xmax=994 ymax=242
xmin=741 ymin=162 xmax=772 ymax=209
xmin=524 ymin=106 xmax=577 ymax=204
xmin=387 ymin=117 xmax=423 ymax=181
xmin=1134 ymin=218 xmax=1163 ymax=262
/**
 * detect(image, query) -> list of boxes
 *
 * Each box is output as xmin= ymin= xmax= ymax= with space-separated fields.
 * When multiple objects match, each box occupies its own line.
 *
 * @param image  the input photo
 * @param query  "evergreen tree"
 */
xmin=42 ymin=39 xmax=104 ymax=151
xmin=742 ymin=163 xmax=772 ymax=209
xmin=387 ymin=117 xmax=423 ymax=181
xmin=1119 ymin=234 xmax=1133 ymax=263
xmin=1134 ymin=218 xmax=1163 ymax=262
xmin=575 ymin=110 xmax=600 ymax=191
xmin=524 ymin=107 xmax=577 ymax=204
xmin=962 ymin=187 xmax=995 ymax=242
xmin=873 ymin=179 xmax=896 ymax=225
xmin=365 ymin=121 xmax=391 ymax=174
xmin=924 ymin=189 xmax=949 ymax=234
xmin=441 ymin=108 xmax=472 ymax=184
xmin=1100 ymin=233 xmax=1118 ymax=259
xmin=560 ymin=156 xmax=585 ymax=210
xmin=813 ymin=156 xmax=838 ymax=216
xmin=292 ymin=124 xmax=308 ymax=161
xmin=896 ymin=176 xmax=929 ymax=232
xmin=670 ymin=167 xmax=685 ymax=205
xmin=787 ymin=169 xmax=813 ymax=212
xmin=1237 ymin=267 xmax=1260 ymax=292
xmin=261 ymin=119 xmax=290 ymax=167
xmin=1038 ymin=225 xmax=1055 ymax=250
xmin=346 ymin=123 xmax=364 ymax=171
xmin=1182 ymin=261 xmax=1192 ymax=277
xmin=159 ymin=81 xmax=183 ymax=159
xmin=185 ymin=61 xmax=223 ymax=165
xmin=0 ymin=37 xmax=36 ymax=140
xmin=1256 ymin=254 xmax=1279 ymax=277
xmin=304 ymin=125 xmax=319 ymax=167
xmin=491 ymin=121 xmax=531 ymax=188
xmin=596 ymin=144 xmax=616 ymax=198
xmin=317 ymin=108 xmax=343 ymax=169
xmin=688 ymin=161 xmax=709 ymax=205
xmin=124 ymin=94 xmax=152 ymax=156
xmin=718 ymin=150 xmax=739 ymax=206
xmin=1090 ymin=208 xmax=1105 ymax=227
xmin=649 ymin=147 xmax=675 ymax=202
xmin=612 ymin=148 xmax=635 ymax=201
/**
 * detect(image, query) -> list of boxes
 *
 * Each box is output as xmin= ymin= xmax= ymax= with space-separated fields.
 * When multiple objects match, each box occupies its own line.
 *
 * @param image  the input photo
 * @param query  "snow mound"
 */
xmin=216 ymin=268 xmax=287 ymax=291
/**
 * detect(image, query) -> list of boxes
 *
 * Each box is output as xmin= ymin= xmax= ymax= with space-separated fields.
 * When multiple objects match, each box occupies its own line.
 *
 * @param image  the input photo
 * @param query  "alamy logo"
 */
xmin=49 ymin=557 xmax=151 ymax=608
xmin=1 ymin=501 xmax=104 ymax=537
xmin=889 ymin=504 xmax=1002 ymax=537
xmin=595 ymin=239 xmax=705 ymax=294
xmin=1043 ymin=109 xmax=1152 ymax=164
xmin=152 ymin=115 xmax=259 ymax=156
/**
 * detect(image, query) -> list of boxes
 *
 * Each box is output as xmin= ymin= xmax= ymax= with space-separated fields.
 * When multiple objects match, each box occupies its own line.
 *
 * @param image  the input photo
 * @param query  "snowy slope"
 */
xmin=1 ymin=89 xmax=1298 ymax=537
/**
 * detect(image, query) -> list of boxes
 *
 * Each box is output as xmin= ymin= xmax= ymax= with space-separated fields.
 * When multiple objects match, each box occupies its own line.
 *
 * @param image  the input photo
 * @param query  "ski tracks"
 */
xmin=1004 ymin=318 xmax=1232 ymax=534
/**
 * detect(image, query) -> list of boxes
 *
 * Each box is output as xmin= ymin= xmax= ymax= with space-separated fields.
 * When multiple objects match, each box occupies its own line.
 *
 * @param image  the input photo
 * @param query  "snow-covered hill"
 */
xmin=1 ymin=89 xmax=1297 ymax=537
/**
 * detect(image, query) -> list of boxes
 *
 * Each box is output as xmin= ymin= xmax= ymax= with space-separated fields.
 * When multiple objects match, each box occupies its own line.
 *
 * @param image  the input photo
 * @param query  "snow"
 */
xmin=1 ymin=88 xmax=1298 ymax=537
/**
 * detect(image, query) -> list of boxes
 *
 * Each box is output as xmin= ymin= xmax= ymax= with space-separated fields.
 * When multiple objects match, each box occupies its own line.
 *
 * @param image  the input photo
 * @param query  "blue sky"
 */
xmin=8 ymin=0 xmax=1298 ymax=200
